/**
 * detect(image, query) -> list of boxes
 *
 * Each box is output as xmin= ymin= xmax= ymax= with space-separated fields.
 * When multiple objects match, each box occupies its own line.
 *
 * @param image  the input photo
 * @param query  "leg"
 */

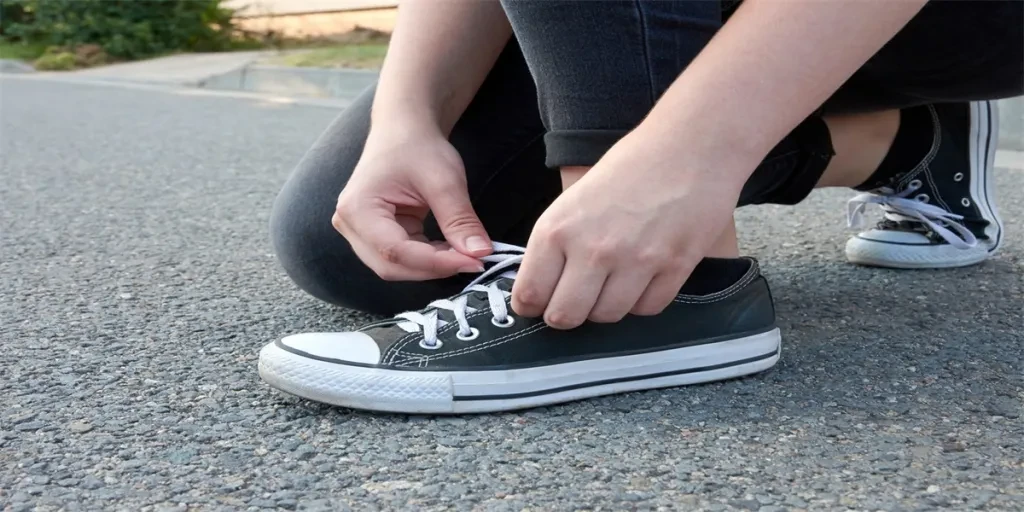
xmin=726 ymin=1 xmax=1021 ymax=270
xmin=500 ymin=0 xmax=1020 ymax=208
xmin=815 ymin=0 xmax=1022 ymax=191
xmin=504 ymin=0 xmax=1020 ymax=268
xmin=258 ymin=0 xmax=1019 ymax=414
xmin=815 ymin=110 xmax=900 ymax=189
xmin=837 ymin=101 xmax=1005 ymax=268
xmin=502 ymin=0 xmax=741 ymax=257
xmin=262 ymin=0 xmax=776 ymax=412
xmin=817 ymin=1 xmax=1020 ymax=268
xmin=270 ymin=42 xmax=560 ymax=315
xmin=499 ymin=0 xmax=884 ymax=257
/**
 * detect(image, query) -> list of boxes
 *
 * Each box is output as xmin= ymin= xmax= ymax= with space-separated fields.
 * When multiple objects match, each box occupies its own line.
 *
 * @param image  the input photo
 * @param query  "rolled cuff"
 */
xmin=738 ymin=116 xmax=835 ymax=206
xmin=543 ymin=129 xmax=629 ymax=168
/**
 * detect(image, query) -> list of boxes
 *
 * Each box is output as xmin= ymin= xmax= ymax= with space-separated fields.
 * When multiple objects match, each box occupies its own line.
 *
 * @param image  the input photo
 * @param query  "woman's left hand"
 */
xmin=511 ymin=132 xmax=747 ymax=329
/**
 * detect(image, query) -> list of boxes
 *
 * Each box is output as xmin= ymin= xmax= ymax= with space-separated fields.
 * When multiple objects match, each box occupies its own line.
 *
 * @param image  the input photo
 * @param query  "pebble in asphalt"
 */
xmin=1 ymin=77 xmax=1022 ymax=511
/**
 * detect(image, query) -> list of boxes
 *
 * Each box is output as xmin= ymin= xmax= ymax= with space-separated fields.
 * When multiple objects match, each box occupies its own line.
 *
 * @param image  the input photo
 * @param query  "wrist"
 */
xmin=370 ymin=87 xmax=460 ymax=136
xmin=611 ymin=124 xmax=759 ymax=191
xmin=366 ymin=107 xmax=447 ymax=149
xmin=628 ymin=89 xmax=785 ymax=186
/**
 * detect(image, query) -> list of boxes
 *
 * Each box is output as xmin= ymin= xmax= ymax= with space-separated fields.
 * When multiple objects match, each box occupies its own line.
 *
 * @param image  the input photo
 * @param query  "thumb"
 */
xmin=427 ymin=185 xmax=493 ymax=258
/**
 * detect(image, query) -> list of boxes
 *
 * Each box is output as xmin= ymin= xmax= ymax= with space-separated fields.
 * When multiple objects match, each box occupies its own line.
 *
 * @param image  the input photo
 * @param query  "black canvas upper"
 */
xmin=278 ymin=257 xmax=777 ymax=372
xmin=858 ymin=103 xmax=996 ymax=243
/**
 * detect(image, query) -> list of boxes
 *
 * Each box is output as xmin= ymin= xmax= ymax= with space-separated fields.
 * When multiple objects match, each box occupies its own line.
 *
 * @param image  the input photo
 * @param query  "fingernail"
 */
xmin=465 ymin=236 xmax=490 ymax=253
xmin=459 ymin=264 xmax=485 ymax=274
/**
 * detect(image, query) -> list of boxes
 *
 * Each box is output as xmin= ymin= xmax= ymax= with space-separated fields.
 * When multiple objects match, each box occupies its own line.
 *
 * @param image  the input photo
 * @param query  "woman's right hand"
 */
xmin=332 ymin=128 xmax=493 ymax=281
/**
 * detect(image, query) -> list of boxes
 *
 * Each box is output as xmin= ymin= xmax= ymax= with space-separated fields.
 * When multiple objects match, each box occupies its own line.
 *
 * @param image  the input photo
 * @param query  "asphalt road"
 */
xmin=1 ymin=76 xmax=1021 ymax=511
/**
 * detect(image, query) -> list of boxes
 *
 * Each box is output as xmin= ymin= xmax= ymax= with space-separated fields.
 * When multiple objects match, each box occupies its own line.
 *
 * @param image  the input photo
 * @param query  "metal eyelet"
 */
xmin=915 ymin=194 xmax=929 ymax=203
xmin=491 ymin=316 xmax=515 ymax=328
xmin=953 ymin=173 xmax=964 ymax=182
xmin=456 ymin=327 xmax=480 ymax=341
xmin=962 ymin=198 xmax=971 ymax=207
xmin=419 ymin=339 xmax=443 ymax=350
xmin=908 ymin=179 xmax=923 ymax=190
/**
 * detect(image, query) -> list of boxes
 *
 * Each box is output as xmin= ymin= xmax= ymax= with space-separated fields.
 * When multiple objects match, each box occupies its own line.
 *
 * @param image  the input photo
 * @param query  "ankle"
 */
xmin=852 ymin=106 xmax=935 ymax=191
xmin=707 ymin=218 xmax=740 ymax=258
xmin=560 ymin=166 xmax=590 ymax=190
xmin=816 ymin=110 xmax=900 ymax=188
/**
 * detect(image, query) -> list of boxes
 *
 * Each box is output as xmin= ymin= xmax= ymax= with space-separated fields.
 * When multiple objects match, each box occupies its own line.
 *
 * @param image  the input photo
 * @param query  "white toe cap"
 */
xmin=279 ymin=332 xmax=381 ymax=365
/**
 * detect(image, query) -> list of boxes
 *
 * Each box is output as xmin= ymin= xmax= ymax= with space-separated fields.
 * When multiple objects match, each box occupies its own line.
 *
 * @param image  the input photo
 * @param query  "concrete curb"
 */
xmin=199 ymin=64 xmax=377 ymax=100
xmin=197 ymin=63 xmax=1022 ymax=150
xmin=0 ymin=59 xmax=35 ymax=74
xmin=8 ymin=51 xmax=1022 ymax=150
xmin=65 ymin=51 xmax=270 ymax=87
xmin=999 ymin=96 xmax=1024 ymax=151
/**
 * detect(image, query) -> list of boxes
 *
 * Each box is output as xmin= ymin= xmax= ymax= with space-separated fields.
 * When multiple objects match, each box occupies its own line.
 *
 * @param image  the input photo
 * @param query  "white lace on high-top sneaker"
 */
xmin=845 ymin=101 xmax=1003 ymax=269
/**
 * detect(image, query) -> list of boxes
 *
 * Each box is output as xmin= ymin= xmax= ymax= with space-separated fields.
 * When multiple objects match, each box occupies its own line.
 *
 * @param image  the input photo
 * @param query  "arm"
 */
xmin=371 ymin=0 xmax=512 ymax=137
xmin=333 ymin=1 xmax=513 ymax=281
xmin=514 ymin=0 xmax=930 ymax=328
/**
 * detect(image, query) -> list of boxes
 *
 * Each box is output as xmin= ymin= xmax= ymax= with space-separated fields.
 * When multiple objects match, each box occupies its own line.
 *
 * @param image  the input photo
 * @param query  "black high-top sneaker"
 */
xmin=259 ymin=243 xmax=781 ymax=414
xmin=846 ymin=101 xmax=1003 ymax=268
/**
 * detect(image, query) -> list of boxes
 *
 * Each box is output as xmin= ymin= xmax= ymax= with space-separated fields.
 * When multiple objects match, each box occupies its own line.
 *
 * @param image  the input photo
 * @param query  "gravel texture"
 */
xmin=1 ymin=76 xmax=1022 ymax=511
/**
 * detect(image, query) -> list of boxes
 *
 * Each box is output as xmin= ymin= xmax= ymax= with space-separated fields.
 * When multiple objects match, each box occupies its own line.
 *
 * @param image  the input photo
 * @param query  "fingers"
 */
xmin=333 ymin=201 xmax=482 ymax=281
xmin=588 ymin=268 xmax=654 ymax=323
xmin=382 ymin=239 xmax=485 ymax=275
xmin=395 ymin=213 xmax=426 ymax=241
xmin=345 ymin=234 xmax=459 ymax=282
xmin=425 ymin=181 xmax=493 ymax=258
xmin=511 ymin=242 xmax=565 ymax=318
xmin=631 ymin=262 xmax=696 ymax=316
xmin=542 ymin=261 xmax=609 ymax=329
xmin=330 ymin=136 xmax=494 ymax=281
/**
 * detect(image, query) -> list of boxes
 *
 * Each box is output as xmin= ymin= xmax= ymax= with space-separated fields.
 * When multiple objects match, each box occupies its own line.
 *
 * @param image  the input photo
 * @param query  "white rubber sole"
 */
xmin=258 ymin=328 xmax=781 ymax=414
xmin=846 ymin=101 xmax=1002 ymax=269
xmin=845 ymin=237 xmax=990 ymax=269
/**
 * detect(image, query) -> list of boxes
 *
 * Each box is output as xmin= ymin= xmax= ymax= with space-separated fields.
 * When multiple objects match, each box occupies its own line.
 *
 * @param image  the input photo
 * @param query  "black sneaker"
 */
xmin=846 ymin=101 xmax=1003 ymax=268
xmin=259 ymin=243 xmax=781 ymax=414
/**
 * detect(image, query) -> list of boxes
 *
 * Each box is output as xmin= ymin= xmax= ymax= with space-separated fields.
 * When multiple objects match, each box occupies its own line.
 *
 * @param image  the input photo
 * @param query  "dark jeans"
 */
xmin=270 ymin=0 xmax=1023 ymax=315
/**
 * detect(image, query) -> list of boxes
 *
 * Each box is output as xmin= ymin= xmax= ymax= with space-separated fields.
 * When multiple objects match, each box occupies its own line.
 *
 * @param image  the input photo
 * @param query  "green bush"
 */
xmin=1 ymin=0 xmax=241 ymax=60
xmin=33 ymin=49 xmax=75 ymax=70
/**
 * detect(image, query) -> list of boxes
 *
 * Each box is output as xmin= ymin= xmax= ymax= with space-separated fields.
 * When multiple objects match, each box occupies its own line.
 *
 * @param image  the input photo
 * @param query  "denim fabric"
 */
xmin=501 ymin=0 xmax=1022 ymax=184
xmin=271 ymin=1 xmax=1022 ymax=314
xmin=823 ymin=0 xmax=1023 ymax=114
xmin=270 ymin=43 xmax=559 ymax=314
xmin=501 ymin=0 xmax=724 ymax=168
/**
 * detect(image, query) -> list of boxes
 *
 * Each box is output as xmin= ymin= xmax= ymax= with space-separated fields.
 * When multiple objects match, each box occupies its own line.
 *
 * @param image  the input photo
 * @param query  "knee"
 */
xmin=266 ymin=83 xmax=465 ymax=315
xmin=269 ymin=169 xmax=457 ymax=316
xmin=269 ymin=172 xmax=368 ymax=309
xmin=267 ymin=85 xmax=395 ymax=312
xmin=267 ymin=127 xmax=389 ymax=311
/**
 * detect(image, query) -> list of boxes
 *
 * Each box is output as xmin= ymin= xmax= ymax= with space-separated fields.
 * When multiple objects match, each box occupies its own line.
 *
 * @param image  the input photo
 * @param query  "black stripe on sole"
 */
xmin=453 ymin=347 xmax=780 ymax=402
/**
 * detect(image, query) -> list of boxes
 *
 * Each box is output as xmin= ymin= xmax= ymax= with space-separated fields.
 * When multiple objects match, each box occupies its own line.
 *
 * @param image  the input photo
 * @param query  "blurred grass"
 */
xmin=0 ymin=40 xmax=48 ymax=61
xmin=264 ymin=43 xmax=387 ymax=69
xmin=1 ymin=28 xmax=391 ymax=70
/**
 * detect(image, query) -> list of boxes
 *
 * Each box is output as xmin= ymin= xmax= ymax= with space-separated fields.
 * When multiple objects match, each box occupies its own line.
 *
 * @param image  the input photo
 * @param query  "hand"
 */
xmin=512 ymin=133 xmax=746 ymax=329
xmin=333 ymin=128 xmax=492 ymax=281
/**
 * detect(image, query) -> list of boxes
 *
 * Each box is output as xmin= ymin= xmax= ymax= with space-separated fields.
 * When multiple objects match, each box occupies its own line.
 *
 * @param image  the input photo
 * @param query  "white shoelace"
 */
xmin=847 ymin=183 xmax=977 ymax=249
xmin=394 ymin=243 xmax=526 ymax=348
